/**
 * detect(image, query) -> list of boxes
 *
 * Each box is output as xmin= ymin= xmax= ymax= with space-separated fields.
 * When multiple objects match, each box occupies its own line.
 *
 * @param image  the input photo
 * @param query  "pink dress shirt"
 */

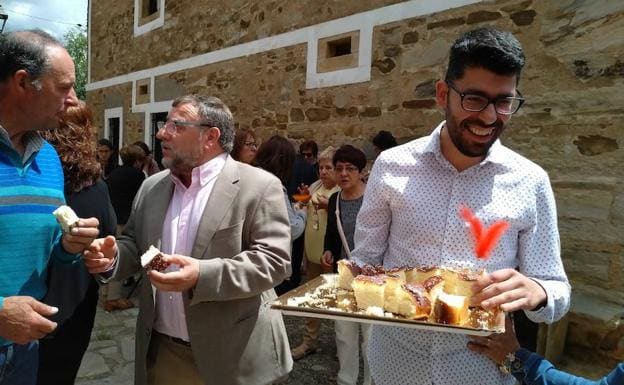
xmin=153 ymin=153 xmax=227 ymax=341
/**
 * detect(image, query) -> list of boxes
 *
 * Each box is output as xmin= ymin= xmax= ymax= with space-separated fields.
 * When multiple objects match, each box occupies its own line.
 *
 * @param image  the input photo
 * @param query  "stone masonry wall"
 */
xmin=87 ymin=0 xmax=624 ymax=361
xmin=90 ymin=0 xmax=405 ymax=81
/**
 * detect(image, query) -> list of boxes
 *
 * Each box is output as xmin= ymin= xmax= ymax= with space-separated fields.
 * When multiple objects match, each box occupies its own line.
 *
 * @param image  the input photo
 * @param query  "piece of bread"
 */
xmin=336 ymin=259 xmax=361 ymax=290
xmin=52 ymin=205 xmax=79 ymax=233
xmin=434 ymin=291 xmax=469 ymax=326
xmin=352 ymin=274 xmax=385 ymax=310
xmin=140 ymin=245 xmax=170 ymax=272
xmin=396 ymin=283 xmax=432 ymax=320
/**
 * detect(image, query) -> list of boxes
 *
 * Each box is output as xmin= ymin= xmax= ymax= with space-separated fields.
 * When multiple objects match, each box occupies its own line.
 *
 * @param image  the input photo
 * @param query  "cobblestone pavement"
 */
xmin=75 ymin=299 xmax=351 ymax=385
xmin=76 ymin=298 xmax=608 ymax=385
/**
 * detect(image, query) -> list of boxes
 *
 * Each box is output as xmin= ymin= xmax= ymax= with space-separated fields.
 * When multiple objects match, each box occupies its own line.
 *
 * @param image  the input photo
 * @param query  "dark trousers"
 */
xmin=513 ymin=310 xmax=539 ymax=351
xmin=0 ymin=341 xmax=38 ymax=385
xmin=37 ymin=279 xmax=99 ymax=385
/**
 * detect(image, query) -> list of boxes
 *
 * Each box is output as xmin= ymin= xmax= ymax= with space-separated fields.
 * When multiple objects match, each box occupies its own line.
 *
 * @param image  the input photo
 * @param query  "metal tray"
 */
xmin=272 ymin=274 xmax=505 ymax=336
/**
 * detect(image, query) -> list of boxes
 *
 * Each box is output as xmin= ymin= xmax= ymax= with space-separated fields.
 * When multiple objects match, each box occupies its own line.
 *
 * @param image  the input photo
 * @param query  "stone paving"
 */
xmin=75 ymin=299 xmax=349 ymax=385
xmin=76 ymin=298 xmax=609 ymax=385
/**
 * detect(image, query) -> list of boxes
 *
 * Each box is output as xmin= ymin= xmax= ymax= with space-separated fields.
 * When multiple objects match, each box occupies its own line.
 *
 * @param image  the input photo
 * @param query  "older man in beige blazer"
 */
xmin=84 ymin=95 xmax=293 ymax=385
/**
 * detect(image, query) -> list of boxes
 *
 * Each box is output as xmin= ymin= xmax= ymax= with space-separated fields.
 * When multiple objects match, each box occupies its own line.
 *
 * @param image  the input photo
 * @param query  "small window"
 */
xmin=139 ymin=0 xmax=160 ymax=26
xmin=135 ymin=79 xmax=151 ymax=105
xmin=142 ymin=0 xmax=158 ymax=18
xmin=317 ymin=31 xmax=359 ymax=73
xmin=327 ymin=37 xmax=352 ymax=58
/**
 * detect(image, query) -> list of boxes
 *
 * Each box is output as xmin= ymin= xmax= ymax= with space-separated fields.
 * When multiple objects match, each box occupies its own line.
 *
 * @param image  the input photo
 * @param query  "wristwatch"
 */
xmin=499 ymin=348 xmax=531 ymax=380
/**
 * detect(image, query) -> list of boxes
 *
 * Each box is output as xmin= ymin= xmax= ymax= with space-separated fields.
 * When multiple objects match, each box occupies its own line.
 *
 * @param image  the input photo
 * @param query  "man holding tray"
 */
xmin=351 ymin=27 xmax=570 ymax=385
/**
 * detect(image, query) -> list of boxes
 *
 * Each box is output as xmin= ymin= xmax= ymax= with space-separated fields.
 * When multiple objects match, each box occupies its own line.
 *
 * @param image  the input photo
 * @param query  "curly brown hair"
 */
xmin=40 ymin=100 xmax=101 ymax=194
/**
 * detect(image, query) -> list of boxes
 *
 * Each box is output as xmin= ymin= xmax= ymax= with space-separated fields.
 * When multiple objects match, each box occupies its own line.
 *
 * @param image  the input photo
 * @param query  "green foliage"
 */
xmin=64 ymin=26 xmax=88 ymax=100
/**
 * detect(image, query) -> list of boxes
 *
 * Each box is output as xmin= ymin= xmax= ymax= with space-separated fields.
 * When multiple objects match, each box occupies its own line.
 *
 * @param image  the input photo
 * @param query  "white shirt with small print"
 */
xmin=352 ymin=121 xmax=571 ymax=385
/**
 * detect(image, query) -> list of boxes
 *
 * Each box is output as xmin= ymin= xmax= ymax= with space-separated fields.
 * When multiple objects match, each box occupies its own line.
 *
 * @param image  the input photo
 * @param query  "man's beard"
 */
xmin=161 ymin=149 xmax=201 ymax=176
xmin=445 ymin=109 xmax=506 ymax=158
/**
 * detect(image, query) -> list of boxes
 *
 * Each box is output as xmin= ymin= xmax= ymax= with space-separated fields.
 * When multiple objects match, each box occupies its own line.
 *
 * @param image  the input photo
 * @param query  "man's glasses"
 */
xmin=156 ymin=120 xmax=213 ymax=135
xmin=447 ymin=83 xmax=524 ymax=115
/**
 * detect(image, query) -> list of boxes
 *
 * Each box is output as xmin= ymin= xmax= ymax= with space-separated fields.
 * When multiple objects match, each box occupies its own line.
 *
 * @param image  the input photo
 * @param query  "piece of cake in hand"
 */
xmin=140 ymin=245 xmax=171 ymax=272
xmin=352 ymin=274 xmax=386 ymax=311
xmin=395 ymin=283 xmax=432 ymax=320
xmin=53 ymin=205 xmax=79 ymax=233
xmin=434 ymin=291 xmax=470 ymax=326
xmin=336 ymin=259 xmax=361 ymax=290
xmin=441 ymin=267 xmax=485 ymax=298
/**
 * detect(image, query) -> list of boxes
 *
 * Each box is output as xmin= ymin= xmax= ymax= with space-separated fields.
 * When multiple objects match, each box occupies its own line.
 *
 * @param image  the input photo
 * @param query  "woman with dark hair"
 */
xmin=97 ymin=138 xmax=118 ymax=179
xmin=38 ymin=101 xmax=117 ymax=385
xmin=254 ymin=136 xmax=307 ymax=281
xmin=321 ymin=144 xmax=371 ymax=385
xmin=231 ymin=128 xmax=258 ymax=164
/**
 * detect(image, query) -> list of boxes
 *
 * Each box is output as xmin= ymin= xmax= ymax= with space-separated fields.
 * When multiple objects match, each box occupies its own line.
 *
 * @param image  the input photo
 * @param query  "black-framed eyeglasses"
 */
xmin=156 ymin=120 xmax=213 ymax=135
xmin=447 ymin=83 xmax=525 ymax=115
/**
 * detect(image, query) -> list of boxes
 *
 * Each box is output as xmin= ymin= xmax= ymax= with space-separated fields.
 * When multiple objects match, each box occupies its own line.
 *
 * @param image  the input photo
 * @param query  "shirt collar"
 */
xmin=423 ymin=120 xmax=507 ymax=167
xmin=170 ymin=152 xmax=228 ymax=189
xmin=0 ymin=125 xmax=45 ymax=163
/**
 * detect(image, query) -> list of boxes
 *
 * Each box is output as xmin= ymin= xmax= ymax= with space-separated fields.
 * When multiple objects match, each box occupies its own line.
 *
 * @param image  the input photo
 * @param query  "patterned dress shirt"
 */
xmin=352 ymin=121 xmax=571 ymax=385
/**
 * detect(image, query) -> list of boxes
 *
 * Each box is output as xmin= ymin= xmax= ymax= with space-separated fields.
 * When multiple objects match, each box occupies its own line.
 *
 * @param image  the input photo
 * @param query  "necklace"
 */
xmin=312 ymin=202 xmax=319 ymax=230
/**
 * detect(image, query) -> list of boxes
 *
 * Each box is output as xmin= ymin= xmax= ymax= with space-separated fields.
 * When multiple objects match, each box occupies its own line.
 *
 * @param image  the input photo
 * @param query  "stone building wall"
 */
xmin=87 ymin=0 xmax=624 ymax=364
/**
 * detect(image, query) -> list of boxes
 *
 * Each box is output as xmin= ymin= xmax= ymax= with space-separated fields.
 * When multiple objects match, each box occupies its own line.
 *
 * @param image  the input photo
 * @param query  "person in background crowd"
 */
xmin=469 ymin=316 xmax=623 ymax=385
xmin=291 ymin=146 xmax=340 ymax=361
xmin=133 ymin=140 xmax=161 ymax=177
xmin=371 ymin=130 xmax=398 ymax=158
xmin=102 ymin=144 xmax=146 ymax=311
xmin=254 ymin=136 xmax=307 ymax=294
xmin=231 ymin=128 xmax=258 ymax=164
xmin=0 ymin=29 xmax=99 ymax=385
xmin=83 ymin=95 xmax=292 ymax=385
xmin=286 ymin=140 xmax=319 ymax=292
xmin=351 ymin=27 xmax=570 ymax=385
xmin=107 ymin=144 xmax=146 ymax=230
xmin=321 ymin=145 xmax=371 ymax=385
xmin=38 ymin=101 xmax=117 ymax=385
xmin=97 ymin=138 xmax=118 ymax=179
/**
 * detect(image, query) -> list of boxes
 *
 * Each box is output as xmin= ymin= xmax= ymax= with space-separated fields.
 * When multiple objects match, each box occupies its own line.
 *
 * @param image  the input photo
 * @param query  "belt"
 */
xmin=153 ymin=330 xmax=191 ymax=347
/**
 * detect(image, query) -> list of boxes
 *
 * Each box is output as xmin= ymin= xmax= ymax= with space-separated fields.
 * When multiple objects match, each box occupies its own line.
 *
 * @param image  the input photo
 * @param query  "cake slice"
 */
xmin=382 ymin=274 xmax=404 ymax=314
xmin=52 ymin=205 xmax=79 ymax=233
xmin=422 ymin=275 xmax=445 ymax=305
xmin=441 ymin=267 xmax=484 ymax=297
xmin=336 ymin=259 xmax=361 ymax=290
xmin=352 ymin=274 xmax=385 ymax=310
xmin=434 ymin=291 xmax=470 ymax=326
xmin=396 ymin=283 xmax=432 ymax=320
xmin=405 ymin=266 xmax=441 ymax=285
xmin=140 ymin=245 xmax=170 ymax=272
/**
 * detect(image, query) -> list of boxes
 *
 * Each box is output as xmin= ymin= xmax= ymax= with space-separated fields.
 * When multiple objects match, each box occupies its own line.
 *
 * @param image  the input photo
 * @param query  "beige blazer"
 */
xmin=112 ymin=156 xmax=293 ymax=385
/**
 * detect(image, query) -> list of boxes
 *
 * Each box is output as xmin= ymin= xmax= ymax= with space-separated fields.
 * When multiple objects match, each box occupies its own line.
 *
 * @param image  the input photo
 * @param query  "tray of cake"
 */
xmin=271 ymin=260 xmax=505 ymax=336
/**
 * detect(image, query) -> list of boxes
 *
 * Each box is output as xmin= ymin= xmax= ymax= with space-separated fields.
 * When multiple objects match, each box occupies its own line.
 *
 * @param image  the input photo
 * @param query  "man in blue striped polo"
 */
xmin=0 ymin=29 xmax=100 ymax=385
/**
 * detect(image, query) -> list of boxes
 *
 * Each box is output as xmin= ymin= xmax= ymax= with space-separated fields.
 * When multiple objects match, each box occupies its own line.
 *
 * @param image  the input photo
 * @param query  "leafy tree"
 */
xmin=64 ymin=26 xmax=87 ymax=100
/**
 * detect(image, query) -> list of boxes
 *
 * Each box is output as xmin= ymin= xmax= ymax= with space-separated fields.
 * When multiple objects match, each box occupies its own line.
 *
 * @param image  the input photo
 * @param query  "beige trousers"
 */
xmin=146 ymin=332 xmax=203 ymax=385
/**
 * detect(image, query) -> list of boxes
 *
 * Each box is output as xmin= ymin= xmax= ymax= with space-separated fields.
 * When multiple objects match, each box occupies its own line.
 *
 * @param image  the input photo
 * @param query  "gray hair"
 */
xmin=172 ymin=95 xmax=235 ymax=153
xmin=0 ymin=29 xmax=63 ymax=83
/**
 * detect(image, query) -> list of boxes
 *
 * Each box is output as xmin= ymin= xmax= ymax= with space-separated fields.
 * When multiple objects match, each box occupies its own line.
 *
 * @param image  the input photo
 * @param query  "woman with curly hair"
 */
xmin=37 ymin=100 xmax=117 ymax=385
